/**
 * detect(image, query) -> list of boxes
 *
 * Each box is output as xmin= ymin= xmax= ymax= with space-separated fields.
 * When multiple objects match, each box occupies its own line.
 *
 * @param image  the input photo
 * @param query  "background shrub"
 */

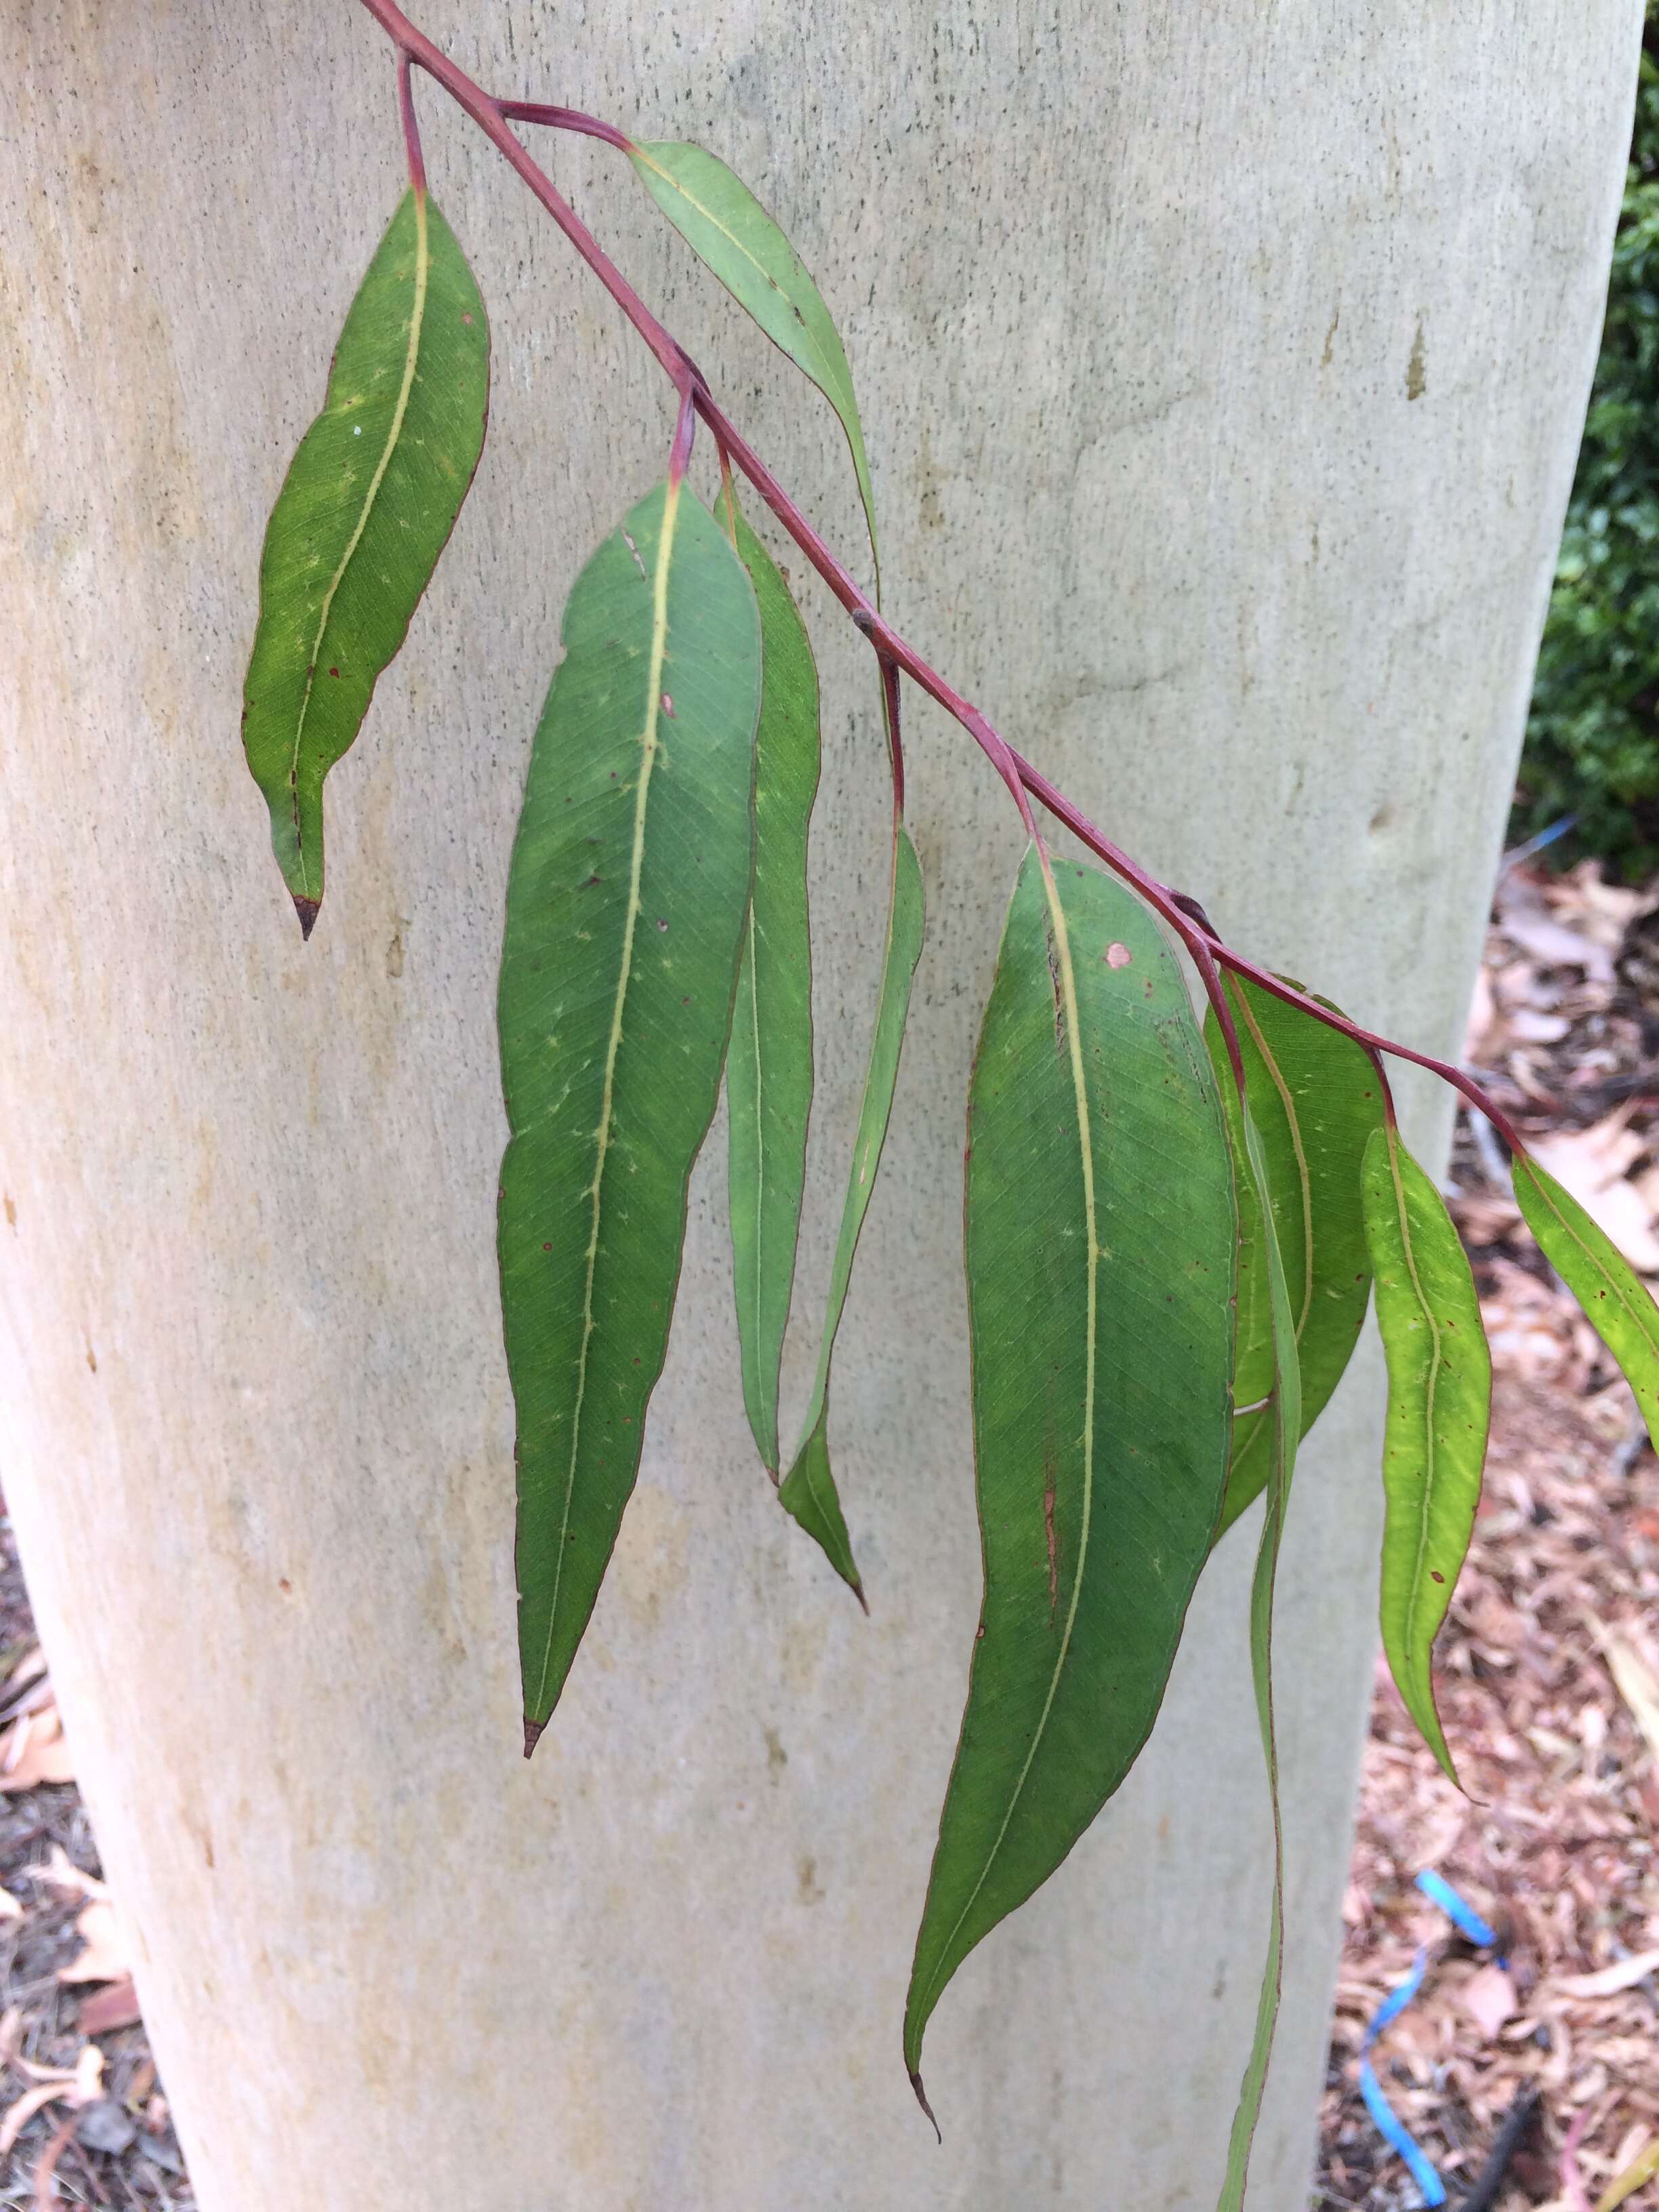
xmin=1517 ymin=16 xmax=1659 ymax=880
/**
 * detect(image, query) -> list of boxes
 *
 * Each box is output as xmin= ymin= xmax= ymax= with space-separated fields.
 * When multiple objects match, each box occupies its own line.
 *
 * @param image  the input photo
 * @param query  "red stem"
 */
xmin=668 ymin=387 xmax=697 ymax=488
xmin=878 ymin=656 xmax=905 ymax=819
xmin=397 ymin=51 xmax=426 ymax=192
xmin=354 ymin=0 xmax=1523 ymax=1158
xmin=497 ymin=100 xmax=631 ymax=150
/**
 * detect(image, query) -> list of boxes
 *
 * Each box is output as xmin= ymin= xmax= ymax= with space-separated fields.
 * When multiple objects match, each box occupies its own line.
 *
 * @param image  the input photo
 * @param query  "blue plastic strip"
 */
xmin=1414 ymin=1870 xmax=1500 ymax=1952
xmin=1358 ymin=1950 xmax=1447 ymax=2207
xmin=1356 ymin=1879 xmax=1510 ymax=2206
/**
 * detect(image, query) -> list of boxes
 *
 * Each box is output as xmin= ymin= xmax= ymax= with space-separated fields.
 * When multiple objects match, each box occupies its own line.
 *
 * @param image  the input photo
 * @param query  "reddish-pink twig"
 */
xmin=353 ymin=0 xmax=1527 ymax=1155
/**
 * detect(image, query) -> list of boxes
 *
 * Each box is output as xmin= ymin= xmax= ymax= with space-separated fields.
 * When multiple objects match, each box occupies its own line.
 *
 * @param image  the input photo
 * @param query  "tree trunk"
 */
xmin=0 ymin=3 xmax=1637 ymax=2204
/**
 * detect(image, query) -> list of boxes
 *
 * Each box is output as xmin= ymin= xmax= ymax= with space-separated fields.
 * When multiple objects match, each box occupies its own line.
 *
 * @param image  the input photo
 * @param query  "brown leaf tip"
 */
xmin=523 ymin=1715 xmax=548 ymax=1762
xmin=909 ymin=2070 xmax=941 ymax=2144
xmin=852 ymin=1579 xmax=870 ymax=1618
xmin=292 ymin=895 xmax=321 ymax=942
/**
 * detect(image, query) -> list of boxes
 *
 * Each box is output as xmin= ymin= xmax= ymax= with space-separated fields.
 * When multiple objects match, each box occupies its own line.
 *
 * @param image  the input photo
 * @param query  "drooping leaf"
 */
xmin=1216 ymin=1107 xmax=1300 ymax=2212
xmin=1513 ymin=1152 xmax=1659 ymax=1451
xmin=501 ymin=480 xmax=762 ymax=1745
xmin=1204 ymin=978 xmax=1383 ymax=1540
xmin=778 ymin=825 xmax=924 ymax=1597
xmin=628 ymin=140 xmax=879 ymax=578
xmin=1360 ymin=1121 xmax=1492 ymax=1785
xmin=243 ymin=189 xmax=489 ymax=935
xmin=724 ymin=510 xmax=821 ymax=1476
xmin=904 ymin=851 xmax=1236 ymax=2107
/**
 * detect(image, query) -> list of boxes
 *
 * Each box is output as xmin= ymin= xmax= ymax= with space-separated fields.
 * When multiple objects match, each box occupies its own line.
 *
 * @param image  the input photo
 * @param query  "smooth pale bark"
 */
xmin=0 ymin=3 xmax=1637 ymax=2205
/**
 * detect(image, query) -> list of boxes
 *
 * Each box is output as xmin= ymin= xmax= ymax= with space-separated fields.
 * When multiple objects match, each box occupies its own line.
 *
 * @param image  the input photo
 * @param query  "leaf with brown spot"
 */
xmin=905 ymin=851 xmax=1235 ymax=2108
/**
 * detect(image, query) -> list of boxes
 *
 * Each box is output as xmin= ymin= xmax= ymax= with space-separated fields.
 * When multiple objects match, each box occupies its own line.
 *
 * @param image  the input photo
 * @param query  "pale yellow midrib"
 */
xmin=914 ymin=857 xmax=1097 ymax=2029
xmin=531 ymin=485 xmax=679 ymax=1714
xmin=287 ymin=192 xmax=430 ymax=897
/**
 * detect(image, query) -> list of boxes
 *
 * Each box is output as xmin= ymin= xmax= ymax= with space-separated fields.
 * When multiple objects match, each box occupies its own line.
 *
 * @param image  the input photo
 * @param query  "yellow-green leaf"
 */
xmin=1360 ymin=1121 xmax=1491 ymax=1786
xmin=778 ymin=825 xmax=924 ymax=1597
xmin=725 ymin=510 xmax=821 ymax=1476
xmin=1205 ymin=978 xmax=1384 ymax=1542
xmin=1514 ymin=1153 xmax=1659 ymax=1452
xmin=628 ymin=140 xmax=878 ymax=580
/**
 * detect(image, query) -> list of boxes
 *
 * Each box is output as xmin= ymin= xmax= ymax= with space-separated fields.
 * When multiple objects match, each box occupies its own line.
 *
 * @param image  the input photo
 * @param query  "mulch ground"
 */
xmin=1 ymin=861 xmax=1656 ymax=2211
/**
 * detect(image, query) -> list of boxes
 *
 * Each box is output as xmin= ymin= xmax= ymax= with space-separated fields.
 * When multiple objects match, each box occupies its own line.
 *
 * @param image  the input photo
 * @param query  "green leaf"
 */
xmin=500 ymin=479 xmax=762 ymax=1744
xmin=904 ymin=851 xmax=1236 ymax=2108
xmin=1216 ymin=1107 xmax=1300 ymax=2212
xmin=1204 ymin=979 xmax=1384 ymax=1541
xmin=777 ymin=825 xmax=924 ymax=1598
xmin=1514 ymin=1153 xmax=1659 ymax=1452
xmin=1359 ymin=1122 xmax=1492 ymax=1786
xmin=243 ymin=189 xmax=489 ymax=935
xmin=628 ymin=141 xmax=879 ymax=581
xmin=724 ymin=510 xmax=821 ymax=1476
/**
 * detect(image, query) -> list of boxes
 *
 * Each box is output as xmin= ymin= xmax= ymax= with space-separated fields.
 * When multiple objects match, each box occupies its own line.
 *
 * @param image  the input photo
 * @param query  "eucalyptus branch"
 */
xmin=233 ymin=11 xmax=1659 ymax=2184
xmin=357 ymin=0 xmax=1521 ymax=1161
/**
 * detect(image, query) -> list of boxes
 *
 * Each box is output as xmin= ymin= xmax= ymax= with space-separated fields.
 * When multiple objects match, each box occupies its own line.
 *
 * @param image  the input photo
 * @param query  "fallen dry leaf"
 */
xmin=1554 ymin=1950 xmax=1659 ymax=2000
xmin=1528 ymin=1115 xmax=1659 ymax=1273
xmin=1601 ymin=1630 xmax=1659 ymax=1765
xmin=0 ymin=2044 xmax=102 ymax=2159
xmin=25 ymin=1845 xmax=107 ymax=1906
xmin=1494 ymin=881 xmax=1618 ymax=986
xmin=77 ymin=1978 xmax=142 ymax=2035
xmin=0 ymin=1706 xmax=74 ymax=1792
xmin=33 ymin=2108 xmax=77 ymax=2211
xmin=58 ymin=1899 xmax=133 ymax=1987
xmin=1460 ymin=1961 xmax=1519 ymax=2039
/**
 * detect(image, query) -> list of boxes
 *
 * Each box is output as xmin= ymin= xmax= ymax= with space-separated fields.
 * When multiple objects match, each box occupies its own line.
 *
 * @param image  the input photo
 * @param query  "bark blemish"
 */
xmin=1406 ymin=317 xmax=1427 ymax=401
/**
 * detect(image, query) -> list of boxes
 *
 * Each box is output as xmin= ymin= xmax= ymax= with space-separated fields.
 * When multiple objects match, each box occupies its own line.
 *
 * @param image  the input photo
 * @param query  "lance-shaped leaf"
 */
xmin=243 ymin=189 xmax=489 ymax=935
xmin=778 ymin=825 xmax=924 ymax=1598
xmin=1360 ymin=1122 xmax=1491 ymax=1785
xmin=904 ymin=851 xmax=1236 ymax=2109
xmin=1204 ymin=979 xmax=1383 ymax=1541
xmin=501 ymin=480 xmax=762 ymax=1746
xmin=725 ymin=512 xmax=821 ymax=1475
xmin=628 ymin=140 xmax=879 ymax=578
xmin=1216 ymin=1107 xmax=1300 ymax=2212
xmin=1514 ymin=1153 xmax=1659 ymax=1452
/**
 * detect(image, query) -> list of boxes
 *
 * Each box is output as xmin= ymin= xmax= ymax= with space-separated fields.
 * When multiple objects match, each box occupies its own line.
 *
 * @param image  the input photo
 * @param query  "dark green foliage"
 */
xmin=1518 ymin=19 xmax=1659 ymax=880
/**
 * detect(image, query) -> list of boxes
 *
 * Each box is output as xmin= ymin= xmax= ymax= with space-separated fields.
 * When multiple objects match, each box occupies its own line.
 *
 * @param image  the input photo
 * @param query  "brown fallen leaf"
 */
xmin=77 ymin=1978 xmax=141 ymax=2034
